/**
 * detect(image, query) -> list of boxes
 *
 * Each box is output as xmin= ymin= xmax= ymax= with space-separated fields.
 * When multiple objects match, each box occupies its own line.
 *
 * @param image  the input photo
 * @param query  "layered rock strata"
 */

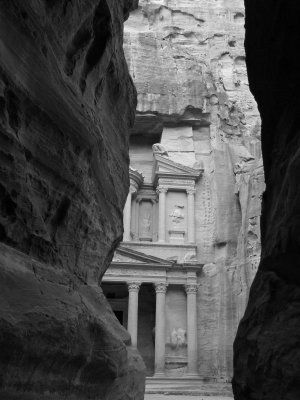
xmin=233 ymin=1 xmax=300 ymax=399
xmin=124 ymin=0 xmax=264 ymax=382
xmin=0 ymin=0 xmax=145 ymax=399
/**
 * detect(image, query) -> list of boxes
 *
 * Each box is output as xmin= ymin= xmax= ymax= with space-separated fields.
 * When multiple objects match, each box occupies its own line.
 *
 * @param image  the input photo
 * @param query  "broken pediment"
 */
xmin=152 ymin=154 xmax=203 ymax=186
xmin=112 ymin=245 xmax=174 ymax=266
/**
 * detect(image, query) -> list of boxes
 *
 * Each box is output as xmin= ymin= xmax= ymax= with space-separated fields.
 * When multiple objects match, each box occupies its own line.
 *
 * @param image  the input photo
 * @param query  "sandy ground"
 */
xmin=145 ymin=396 xmax=233 ymax=400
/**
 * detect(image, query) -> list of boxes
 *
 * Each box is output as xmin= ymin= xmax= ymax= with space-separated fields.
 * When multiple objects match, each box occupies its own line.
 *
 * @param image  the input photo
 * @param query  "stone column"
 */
xmin=187 ymin=188 xmax=196 ymax=243
xmin=154 ymin=282 xmax=168 ymax=376
xmin=123 ymin=191 xmax=132 ymax=241
xmin=185 ymin=283 xmax=199 ymax=375
xmin=127 ymin=282 xmax=141 ymax=348
xmin=157 ymin=186 xmax=167 ymax=242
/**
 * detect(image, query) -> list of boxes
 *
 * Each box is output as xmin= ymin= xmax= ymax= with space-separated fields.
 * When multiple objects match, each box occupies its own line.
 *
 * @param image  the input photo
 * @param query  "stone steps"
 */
xmin=145 ymin=377 xmax=233 ymax=396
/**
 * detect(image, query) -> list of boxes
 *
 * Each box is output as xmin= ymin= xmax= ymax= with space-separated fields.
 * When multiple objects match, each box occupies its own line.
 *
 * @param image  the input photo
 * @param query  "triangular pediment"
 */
xmin=112 ymin=245 xmax=174 ymax=266
xmin=152 ymin=154 xmax=203 ymax=184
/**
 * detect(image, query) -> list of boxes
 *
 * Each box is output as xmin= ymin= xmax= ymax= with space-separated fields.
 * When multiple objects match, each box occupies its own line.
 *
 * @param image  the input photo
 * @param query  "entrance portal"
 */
xmin=102 ymin=282 xmax=128 ymax=329
xmin=102 ymin=281 xmax=156 ymax=376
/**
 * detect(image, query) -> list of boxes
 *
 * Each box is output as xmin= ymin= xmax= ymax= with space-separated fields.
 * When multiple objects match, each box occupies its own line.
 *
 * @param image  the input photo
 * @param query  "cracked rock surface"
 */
xmin=124 ymin=0 xmax=264 ymax=382
xmin=0 ymin=0 xmax=145 ymax=399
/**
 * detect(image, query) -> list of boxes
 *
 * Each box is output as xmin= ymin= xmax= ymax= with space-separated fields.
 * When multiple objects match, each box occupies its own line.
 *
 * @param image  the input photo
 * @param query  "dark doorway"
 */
xmin=102 ymin=282 xmax=128 ymax=328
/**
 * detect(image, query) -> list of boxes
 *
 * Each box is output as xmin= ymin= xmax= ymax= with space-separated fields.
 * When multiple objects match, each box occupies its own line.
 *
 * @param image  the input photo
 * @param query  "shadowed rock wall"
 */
xmin=233 ymin=1 xmax=300 ymax=399
xmin=0 ymin=0 xmax=145 ymax=399
xmin=124 ymin=0 xmax=264 ymax=382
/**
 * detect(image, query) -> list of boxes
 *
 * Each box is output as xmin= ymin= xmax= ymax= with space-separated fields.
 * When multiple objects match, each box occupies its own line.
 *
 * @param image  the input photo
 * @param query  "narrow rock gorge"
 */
xmin=233 ymin=1 xmax=300 ymax=399
xmin=123 ymin=0 xmax=264 ymax=383
xmin=3 ymin=0 xmax=297 ymax=398
xmin=0 ymin=1 xmax=145 ymax=399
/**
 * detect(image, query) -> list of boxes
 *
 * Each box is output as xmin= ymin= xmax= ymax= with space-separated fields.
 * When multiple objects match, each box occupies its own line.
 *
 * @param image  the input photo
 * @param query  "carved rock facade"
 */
xmin=120 ymin=0 xmax=264 ymax=383
xmin=0 ymin=1 xmax=145 ymax=399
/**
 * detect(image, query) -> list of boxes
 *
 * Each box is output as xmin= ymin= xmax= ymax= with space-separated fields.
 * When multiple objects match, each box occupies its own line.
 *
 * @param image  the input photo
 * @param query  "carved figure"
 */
xmin=142 ymin=212 xmax=151 ymax=233
xmin=169 ymin=205 xmax=184 ymax=224
xmin=152 ymin=143 xmax=168 ymax=156
xmin=182 ymin=252 xmax=197 ymax=262
xmin=169 ymin=328 xmax=187 ymax=348
xmin=171 ymin=328 xmax=178 ymax=346
xmin=177 ymin=328 xmax=187 ymax=346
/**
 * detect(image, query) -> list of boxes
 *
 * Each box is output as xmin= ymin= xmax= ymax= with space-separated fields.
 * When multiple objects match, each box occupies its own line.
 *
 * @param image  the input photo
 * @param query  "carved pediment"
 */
xmin=112 ymin=245 xmax=174 ymax=266
xmin=152 ymin=154 xmax=203 ymax=185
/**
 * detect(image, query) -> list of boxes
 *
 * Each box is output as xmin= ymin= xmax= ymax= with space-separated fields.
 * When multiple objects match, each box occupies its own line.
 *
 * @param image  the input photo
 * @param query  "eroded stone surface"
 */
xmin=0 ymin=0 xmax=145 ymax=398
xmin=233 ymin=1 xmax=300 ymax=399
xmin=124 ymin=0 xmax=264 ymax=382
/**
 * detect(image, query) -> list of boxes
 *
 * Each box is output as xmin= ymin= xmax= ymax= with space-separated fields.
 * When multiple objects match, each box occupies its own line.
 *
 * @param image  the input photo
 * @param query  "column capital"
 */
xmin=127 ymin=282 xmax=141 ymax=292
xmin=185 ymin=283 xmax=199 ymax=294
xmin=154 ymin=282 xmax=168 ymax=294
xmin=186 ymin=187 xmax=196 ymax=195
xmin=156 ymin=186 xmax=168 ymax=195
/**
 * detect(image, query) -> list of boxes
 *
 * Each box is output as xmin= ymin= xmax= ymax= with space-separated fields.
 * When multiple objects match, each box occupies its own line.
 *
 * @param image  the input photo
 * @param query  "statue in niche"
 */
xmin=139 ymin=202 xmax=152 ymax=240
xmin=169 ymin=205 xmax=184 ymax=225
xmin=169 ymin=328 xmax=187 ymax=349
xmin=152 ymin=143 xmax=168 ymax=157
xmin=141 ymin=212 xmax=151 ymax=234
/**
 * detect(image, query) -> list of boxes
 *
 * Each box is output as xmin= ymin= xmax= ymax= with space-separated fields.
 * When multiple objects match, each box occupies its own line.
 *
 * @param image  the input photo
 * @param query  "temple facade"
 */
xmin=103 ymin=110 xmax=263 ymax=385
xmin=103 ymin=127 xmax=208 ymax=378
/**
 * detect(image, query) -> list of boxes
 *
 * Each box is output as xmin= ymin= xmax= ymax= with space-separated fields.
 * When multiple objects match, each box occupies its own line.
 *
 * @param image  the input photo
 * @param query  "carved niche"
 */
xmin=132 ymin=185 xmax=158 ymax=242
xmin=169 ymin=205 xmax=185 ymax=226
xmin=167 ymin=191 xmax=187 ymax=243
xmin=139 ymin=200 xmax=153 ymax=241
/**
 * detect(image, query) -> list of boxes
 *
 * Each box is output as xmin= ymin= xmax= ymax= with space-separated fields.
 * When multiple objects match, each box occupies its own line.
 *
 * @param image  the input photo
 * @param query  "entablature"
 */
xmin=106 ymin=245 xmax=202 ymax=285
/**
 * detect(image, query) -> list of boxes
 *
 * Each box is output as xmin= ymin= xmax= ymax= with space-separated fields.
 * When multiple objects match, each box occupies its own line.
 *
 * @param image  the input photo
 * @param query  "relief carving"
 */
xmin=139 ymin=201 xmax=153 ymax=241
xmin=169 ymin=205 xmax=185 ymax=226
xmin=141 ymin=212 xmax=151 ymax=234
xmin=152 ymin=143 xmax=169 ymax=157
xmin=182 ymin=252 xmax=197 ymax=263
xmin=169 ymin=328 xmax=187 ymax=349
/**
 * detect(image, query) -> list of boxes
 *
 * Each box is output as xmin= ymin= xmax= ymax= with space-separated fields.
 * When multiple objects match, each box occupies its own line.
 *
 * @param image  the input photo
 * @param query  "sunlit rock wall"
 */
xmin=0 ymin=0 xmax=145 ymax=399
xmin=233 ymin=1 xmax=300 ymax=399
xmin=124 ymin=0 xmax=264 ymax=381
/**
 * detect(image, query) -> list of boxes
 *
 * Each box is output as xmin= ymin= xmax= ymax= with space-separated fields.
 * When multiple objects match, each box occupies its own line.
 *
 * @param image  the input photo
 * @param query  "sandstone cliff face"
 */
xmin=0 ymin=1 xmax=145 ymax=399
xmin=233 ymin=1 xmax=300 ymax=399
xmin=124 ymin=0 xmax=264 ymax=382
